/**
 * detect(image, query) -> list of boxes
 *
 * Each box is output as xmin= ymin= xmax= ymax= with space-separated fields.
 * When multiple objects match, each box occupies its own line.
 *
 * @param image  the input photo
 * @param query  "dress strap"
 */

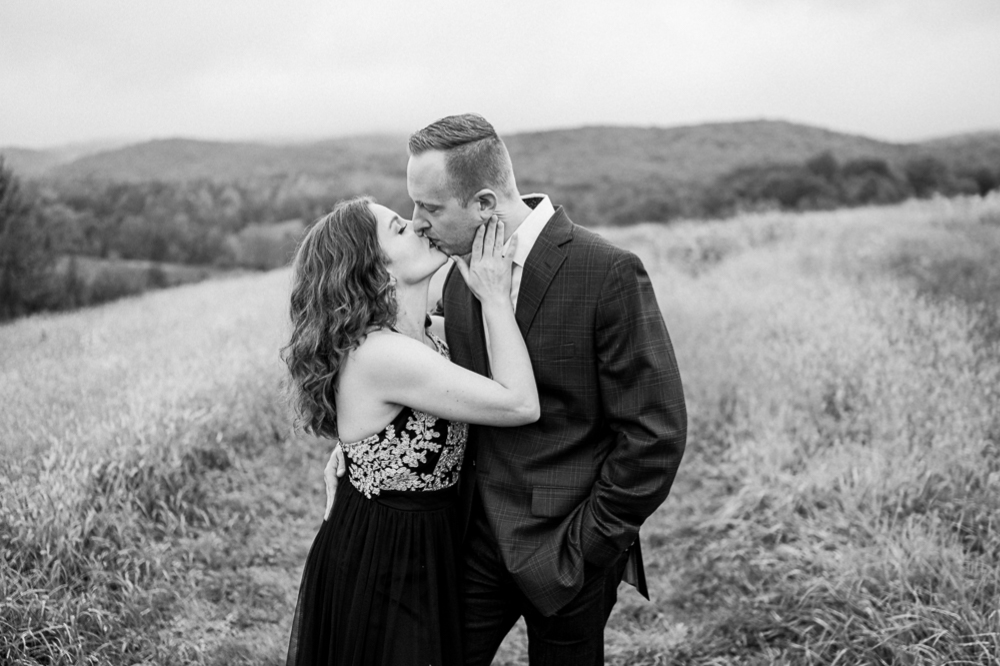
xmin=387 ymin=322 xmax=448 ymax=356
xmin=426 ymin=330 xmax=448 ymax=356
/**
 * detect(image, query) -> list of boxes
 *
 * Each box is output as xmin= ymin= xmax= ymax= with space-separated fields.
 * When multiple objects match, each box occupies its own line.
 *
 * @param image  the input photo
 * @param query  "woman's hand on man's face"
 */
xmin=453 ymin=216 xmax=515 ymax=308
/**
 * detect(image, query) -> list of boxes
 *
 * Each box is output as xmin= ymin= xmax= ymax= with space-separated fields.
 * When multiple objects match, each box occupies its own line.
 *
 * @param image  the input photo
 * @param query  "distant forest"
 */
xmin=3 ymin=120 xmax=1000 ymax=321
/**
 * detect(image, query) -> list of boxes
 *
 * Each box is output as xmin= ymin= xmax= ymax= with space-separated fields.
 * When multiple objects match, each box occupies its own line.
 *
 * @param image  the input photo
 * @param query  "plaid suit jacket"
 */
xmin=442 ymin=206 xmax=687 ymax=617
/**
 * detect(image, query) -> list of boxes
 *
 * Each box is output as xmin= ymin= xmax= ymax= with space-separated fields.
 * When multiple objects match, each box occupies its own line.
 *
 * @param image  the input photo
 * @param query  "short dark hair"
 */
xmin=408 ymin=113 xmax=514 ymax=205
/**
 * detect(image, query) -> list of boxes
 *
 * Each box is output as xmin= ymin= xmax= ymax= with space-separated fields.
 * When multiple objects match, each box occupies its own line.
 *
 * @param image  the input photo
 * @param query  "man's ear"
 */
xmin=473 ymin=189 xmax=498 ymax=219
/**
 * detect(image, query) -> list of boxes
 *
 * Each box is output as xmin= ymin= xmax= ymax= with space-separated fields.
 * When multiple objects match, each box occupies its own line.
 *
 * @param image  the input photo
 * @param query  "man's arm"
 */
xmin=581 ymin=251 xmax=687 ymax=566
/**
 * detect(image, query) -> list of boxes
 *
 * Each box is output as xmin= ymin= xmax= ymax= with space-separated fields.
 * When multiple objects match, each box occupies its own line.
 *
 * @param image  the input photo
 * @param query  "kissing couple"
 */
xmin=282 ymin=113 xmax=687 ymax=666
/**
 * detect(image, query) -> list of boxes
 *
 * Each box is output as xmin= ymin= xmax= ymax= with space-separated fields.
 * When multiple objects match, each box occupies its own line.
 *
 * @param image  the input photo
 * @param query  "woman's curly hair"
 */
xmin=282 ymin=196 xmax=396 ymax=438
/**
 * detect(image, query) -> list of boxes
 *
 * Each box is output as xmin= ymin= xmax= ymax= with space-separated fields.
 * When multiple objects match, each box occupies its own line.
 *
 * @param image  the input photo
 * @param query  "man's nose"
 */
xmin=411 ymin=213 xmax=430 ymax=233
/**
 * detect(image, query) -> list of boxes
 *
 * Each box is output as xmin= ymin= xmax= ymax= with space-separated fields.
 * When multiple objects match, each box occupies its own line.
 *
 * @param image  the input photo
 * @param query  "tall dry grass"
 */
xmin=1 ymin=274 xmax=296 ymax=664
xmin=2 ymin=195 xmax=999 ymax=664
xmin=591 ymin=194 xmax=1000 ymax=665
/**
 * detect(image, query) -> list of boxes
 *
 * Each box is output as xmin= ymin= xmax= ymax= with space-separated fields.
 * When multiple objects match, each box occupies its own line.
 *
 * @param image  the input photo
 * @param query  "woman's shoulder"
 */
xmin=345 ymin=330 xmax=417 ymax=391
xmin=353 ymin=328 xmax=412 ymax=358
xmin=353 ymin=328 xmax=440 ymax=366
xmin=349 ymin=328 xmax=452 ymax=400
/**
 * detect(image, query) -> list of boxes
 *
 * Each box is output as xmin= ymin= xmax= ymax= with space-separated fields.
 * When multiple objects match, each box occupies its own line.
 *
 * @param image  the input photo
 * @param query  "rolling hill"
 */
xmin=3 ymin=120 xmax=999 ymax=228
xmin=0 ymin=139 xmax=135 ymax=177
xmin=36 ymin=134 xmax=407 ymax=182
xmin=917 ymin=131 xmax=1000 ymax=171
xmin=505 ymin=120 xmax=912 ymax=187
xmin=1 ymin=147 xmax=69 ymax=176
xmin=7 ymin=120 xmax=998 ymax=187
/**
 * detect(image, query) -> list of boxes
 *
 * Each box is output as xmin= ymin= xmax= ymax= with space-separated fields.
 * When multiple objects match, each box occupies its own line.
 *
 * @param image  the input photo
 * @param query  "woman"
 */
xmin=282 ymin=196 xmax=537 ymax=666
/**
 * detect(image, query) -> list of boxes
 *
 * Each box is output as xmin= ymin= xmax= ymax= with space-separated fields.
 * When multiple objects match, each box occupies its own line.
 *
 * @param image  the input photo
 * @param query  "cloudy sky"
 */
xmin=2 ymin=0 xmax=999 ymax=148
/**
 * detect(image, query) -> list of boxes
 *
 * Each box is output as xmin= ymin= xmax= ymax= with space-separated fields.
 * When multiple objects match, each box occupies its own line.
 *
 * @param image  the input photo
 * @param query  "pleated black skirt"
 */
xmin=286 ymin=478 xmax=463 ymax=666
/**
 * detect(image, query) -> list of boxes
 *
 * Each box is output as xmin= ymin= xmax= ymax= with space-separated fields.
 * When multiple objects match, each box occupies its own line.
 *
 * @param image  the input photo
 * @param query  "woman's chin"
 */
xmin=431 ymin=249 xmax=449 ymax=268
xmin=434 ymin=252 xmax=449 ymax=273
xmin=416 ymin=254 xmax=449 ymax=282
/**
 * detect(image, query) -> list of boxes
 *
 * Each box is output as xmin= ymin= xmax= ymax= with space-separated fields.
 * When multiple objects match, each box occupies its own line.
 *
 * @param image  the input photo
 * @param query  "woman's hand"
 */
xmin=453 ymin=216 xmax=517 ymax=308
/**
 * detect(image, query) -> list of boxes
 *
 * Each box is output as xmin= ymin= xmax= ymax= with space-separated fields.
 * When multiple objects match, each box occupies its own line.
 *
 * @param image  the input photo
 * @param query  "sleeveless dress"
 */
xmin=286 ymin=332 xmax=469 ymax=666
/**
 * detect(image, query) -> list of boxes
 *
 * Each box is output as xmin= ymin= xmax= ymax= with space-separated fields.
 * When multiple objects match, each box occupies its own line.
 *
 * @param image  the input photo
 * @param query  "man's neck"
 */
xmin=494 ymin=194 xmax=534 ymax=242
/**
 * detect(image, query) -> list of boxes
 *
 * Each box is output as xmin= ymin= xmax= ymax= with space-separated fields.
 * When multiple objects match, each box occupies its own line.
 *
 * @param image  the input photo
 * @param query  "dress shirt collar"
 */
xmin=505 ymin=194 xmax=555 ymax=267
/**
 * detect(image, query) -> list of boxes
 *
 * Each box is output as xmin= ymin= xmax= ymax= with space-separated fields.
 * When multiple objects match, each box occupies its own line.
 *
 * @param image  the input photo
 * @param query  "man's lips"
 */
xmin=422 ymin=234 xmax=451 ymax=256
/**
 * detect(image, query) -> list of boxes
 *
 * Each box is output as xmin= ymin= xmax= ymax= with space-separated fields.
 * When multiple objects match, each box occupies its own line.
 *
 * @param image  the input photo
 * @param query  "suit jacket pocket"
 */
xmin=531 ymin=485 xmax=587 ymax=518
xmin=536 ymin=341 xmax=576 ymax=361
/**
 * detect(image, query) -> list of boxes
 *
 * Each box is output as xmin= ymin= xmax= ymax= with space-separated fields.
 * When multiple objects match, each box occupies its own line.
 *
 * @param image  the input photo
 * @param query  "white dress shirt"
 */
xmin=484 ymin=194 xmax=555 ymax=368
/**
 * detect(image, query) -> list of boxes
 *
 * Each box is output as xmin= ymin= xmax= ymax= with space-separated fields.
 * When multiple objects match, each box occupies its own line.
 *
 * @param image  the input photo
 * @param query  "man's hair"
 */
xmin=408 ymin=113 xmax=515 ymax=205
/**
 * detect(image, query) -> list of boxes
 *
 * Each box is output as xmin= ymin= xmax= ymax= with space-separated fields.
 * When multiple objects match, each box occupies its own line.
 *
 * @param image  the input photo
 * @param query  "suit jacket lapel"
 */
xmin=515 ymin=207 xmax=573 ymax=335
xmin=464 ymin=278 xmax=491 ymax=377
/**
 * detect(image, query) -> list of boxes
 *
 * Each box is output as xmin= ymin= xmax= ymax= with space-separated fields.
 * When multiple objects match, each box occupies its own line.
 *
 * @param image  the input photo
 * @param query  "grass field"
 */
xmin=2 ymin=195 xmax=999 ymax=664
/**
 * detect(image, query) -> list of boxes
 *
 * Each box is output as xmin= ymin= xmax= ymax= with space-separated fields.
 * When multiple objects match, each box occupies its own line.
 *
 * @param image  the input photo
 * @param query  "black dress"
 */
xmin=287 ymin=332 xmax=469 ymax=666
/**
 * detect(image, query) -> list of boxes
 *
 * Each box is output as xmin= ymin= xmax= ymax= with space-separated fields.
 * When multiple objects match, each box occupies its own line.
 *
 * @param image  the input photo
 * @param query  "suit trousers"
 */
xmin=461 ymin=490 xmax=628 ymax=666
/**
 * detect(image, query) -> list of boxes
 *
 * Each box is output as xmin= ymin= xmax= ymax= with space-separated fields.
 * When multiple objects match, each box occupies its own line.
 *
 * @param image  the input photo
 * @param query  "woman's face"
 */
xmin=371 ymin=203 xmax=448 ymax=285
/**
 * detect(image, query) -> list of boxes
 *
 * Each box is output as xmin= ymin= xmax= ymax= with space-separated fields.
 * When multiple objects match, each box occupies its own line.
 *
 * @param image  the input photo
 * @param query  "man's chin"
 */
xmin=441 ymin=246 xmax=471 ymax=258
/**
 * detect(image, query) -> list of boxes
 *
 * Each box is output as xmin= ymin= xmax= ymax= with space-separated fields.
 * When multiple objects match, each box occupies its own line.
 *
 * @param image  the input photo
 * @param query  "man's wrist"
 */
xmin=581 ymin=507 xmax=630 ymax=567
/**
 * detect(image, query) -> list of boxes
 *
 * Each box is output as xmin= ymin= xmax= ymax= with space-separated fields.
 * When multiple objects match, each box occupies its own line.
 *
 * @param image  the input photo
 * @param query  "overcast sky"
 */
xmin=2 ymin=0 xmax=999 ymax=148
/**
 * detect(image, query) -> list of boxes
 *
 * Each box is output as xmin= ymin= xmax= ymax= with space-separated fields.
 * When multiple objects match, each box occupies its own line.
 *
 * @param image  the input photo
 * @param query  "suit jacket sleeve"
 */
xmin=580 ymin=250 xmax=687 ymax=567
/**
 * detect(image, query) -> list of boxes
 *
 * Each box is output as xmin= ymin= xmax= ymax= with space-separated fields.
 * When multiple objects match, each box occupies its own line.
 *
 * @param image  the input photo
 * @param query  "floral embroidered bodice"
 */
xmin=341 ymin=332 xmax=469 ymax=499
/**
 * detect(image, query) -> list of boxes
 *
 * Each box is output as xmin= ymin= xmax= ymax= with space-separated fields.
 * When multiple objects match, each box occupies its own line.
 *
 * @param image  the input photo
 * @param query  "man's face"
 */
xmin=407 ymin=150 xmax=482 ymax=256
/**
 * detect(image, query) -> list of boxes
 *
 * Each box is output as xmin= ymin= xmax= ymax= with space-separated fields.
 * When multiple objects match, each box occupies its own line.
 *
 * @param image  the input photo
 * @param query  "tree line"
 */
xmin=0 ymin=161 xmax=356 ymax=320
xmin=598 ymin=153 xmax=1000 ymax=225
xmin=700 ymin=152 xmax=997 ymax=218
xmin=2 ymin=151 xmax=998 ymax=321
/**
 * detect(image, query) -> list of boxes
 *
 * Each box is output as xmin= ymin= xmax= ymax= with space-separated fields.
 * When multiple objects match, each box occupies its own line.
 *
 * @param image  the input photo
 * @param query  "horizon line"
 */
xmin=3 ymin=117 xmax=1000 ymax=153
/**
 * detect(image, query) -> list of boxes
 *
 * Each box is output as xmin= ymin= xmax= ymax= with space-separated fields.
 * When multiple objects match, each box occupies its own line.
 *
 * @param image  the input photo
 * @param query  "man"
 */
xmin=328 ymin=113 xmax=686 ymax=664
